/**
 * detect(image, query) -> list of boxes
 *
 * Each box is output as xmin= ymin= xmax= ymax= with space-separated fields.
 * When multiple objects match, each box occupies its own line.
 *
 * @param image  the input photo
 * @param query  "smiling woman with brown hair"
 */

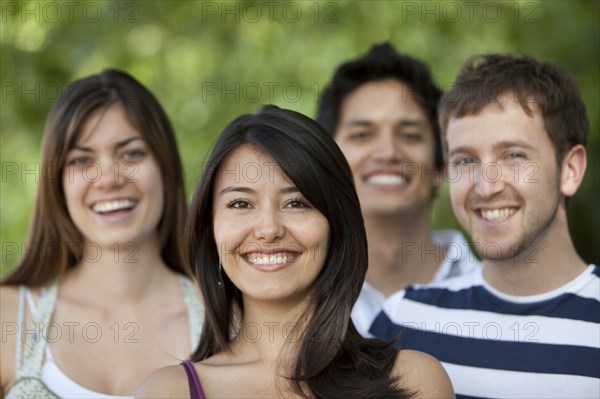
xmin=137 ymin=105 xmax=453 ymax=398
xmin=0 ymin=69 xmax=203 ymax=398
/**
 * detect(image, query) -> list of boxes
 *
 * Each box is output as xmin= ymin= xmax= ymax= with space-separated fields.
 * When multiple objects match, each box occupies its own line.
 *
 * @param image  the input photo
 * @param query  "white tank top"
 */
xmin=5 ymin=275 xmax=203 ymax=398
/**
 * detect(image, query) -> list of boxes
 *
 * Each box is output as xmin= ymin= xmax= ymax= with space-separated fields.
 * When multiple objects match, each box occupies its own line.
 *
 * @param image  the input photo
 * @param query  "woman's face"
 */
xmin=62 ymin=104 xmax=164 ymax=249
xmin=212 ymin=144 xmax=330 ymax=306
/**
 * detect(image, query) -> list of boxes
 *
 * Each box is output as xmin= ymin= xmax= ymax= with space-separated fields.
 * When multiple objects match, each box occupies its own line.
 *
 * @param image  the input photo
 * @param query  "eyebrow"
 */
xmin=492 ymin=140 xmax=536 ymax=152
xmin=217 ymin=186 xmax=300 ymax=196
xmin=71 ymin=137 xmax=144 ymax=152
xmin=449 ymin=140 xmax=537 ymax=157
xmin=342 ymin=118 xmax=427 ymax=129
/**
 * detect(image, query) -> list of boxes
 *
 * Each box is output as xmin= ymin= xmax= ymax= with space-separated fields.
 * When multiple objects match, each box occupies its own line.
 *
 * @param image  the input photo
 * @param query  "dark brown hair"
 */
xmin=2 ymin=69 xmax=189 ymax=286
xmin=188 ymin=105 xmax=412 ymax=398
xmin=439 ymin=54 xmax=589 ymax=163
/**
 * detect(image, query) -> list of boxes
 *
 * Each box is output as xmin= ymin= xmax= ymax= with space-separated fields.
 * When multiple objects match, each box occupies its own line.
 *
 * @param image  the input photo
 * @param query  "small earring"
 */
xmin=218 ymin=263 xmax=223 ymax=287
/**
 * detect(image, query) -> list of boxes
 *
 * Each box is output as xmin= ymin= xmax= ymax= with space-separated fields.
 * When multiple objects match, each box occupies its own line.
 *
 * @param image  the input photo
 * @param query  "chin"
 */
xmin=364 ymin=203 xmax=417 ymax=217
xmin=474 ymin=239 xmax=522 ymax=262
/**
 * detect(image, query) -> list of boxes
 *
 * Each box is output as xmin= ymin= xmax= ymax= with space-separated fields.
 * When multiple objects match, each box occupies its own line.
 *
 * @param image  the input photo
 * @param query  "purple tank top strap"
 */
xmin=180 ymin=360 xmax=206 ymax=399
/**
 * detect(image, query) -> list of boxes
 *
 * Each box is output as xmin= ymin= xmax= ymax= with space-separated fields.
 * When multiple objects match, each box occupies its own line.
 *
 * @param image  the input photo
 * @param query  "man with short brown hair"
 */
xmin=372 ymin=54 xmax=599 ymax=398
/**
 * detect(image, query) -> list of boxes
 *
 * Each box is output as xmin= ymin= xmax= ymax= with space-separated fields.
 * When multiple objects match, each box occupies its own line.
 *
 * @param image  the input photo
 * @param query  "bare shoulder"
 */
xmin=0 ymin=285 xmax=20 ymax=392
xmin=393 ymin=350 xmax=454 ymax=399
xmin=0 ymin=285 xmax=19 ymax=316
xmin=135 ymin=364 xmax=190 ymax=399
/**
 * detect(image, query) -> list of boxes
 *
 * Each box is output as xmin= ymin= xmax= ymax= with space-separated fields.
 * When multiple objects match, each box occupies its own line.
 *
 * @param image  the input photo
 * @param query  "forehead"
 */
xmin=338 ymin=79 xmax=428 ymax=124
xmin=214 ymin=144 xmax=291 ymax=187
xmin=74 ymin=104 xmax=142 ymax=146
xmin=446 ymin=97 xmax=551 ymax=152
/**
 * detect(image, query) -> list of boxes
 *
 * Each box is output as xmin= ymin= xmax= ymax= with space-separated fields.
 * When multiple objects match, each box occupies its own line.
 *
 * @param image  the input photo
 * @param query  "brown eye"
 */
xmin=286 ymin=198 xmax=309 ymax=209
xmin=348 ymin=131 xmax=372 ymax=141
xmin=402 ymin=132 xmax=422 ymax=142
xmin=228 ymin=199 xmax=252 ymax=209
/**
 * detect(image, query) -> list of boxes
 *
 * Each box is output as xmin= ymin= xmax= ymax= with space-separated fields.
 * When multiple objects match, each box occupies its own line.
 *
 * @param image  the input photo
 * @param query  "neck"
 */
xmin=60 ymin=236 xmax=174 ymax=305
xmin=363 ymin=209 xmax=442 ymax=296
xmin=229 ymin=297 xmax=310 ymax=363
xmin=482 ymin=211 xmax=587 ymax=296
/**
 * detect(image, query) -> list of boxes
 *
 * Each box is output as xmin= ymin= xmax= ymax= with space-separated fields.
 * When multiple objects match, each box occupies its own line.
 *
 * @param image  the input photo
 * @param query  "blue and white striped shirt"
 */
xmin=371 ymin=265 xmax=600 ymax=399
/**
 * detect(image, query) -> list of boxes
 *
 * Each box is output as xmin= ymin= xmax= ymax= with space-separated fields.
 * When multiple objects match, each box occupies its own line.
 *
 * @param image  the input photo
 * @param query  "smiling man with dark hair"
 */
xmin=317 ymin=42 xmax=481 ymax=337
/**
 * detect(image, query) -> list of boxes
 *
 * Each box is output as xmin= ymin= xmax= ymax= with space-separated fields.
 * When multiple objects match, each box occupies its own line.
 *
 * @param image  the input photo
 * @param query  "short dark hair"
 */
xmin=316 ymin=42 xmax=444 ymax=171
xmin=439 ymin=54 xmax=588 ymax=163
xmin=188 ymin=105 xmax=411 ymax=398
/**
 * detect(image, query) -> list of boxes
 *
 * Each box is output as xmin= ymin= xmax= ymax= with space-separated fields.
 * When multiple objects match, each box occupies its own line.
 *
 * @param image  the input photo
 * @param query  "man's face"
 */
xmin=446 ymin=96 xmax=563 ymax=261
xmin=334 ymin=79 xmax=440 ymax=218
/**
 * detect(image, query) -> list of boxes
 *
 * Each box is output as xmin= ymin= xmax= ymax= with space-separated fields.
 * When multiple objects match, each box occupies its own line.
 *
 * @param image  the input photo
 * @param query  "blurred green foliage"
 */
xmin=1 ymin=0 xmax=599 ymax=275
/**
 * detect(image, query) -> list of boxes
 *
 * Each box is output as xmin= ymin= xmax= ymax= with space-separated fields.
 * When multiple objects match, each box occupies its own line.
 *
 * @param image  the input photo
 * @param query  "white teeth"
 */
xmin=481 ymin=208 xmax=516 ymax=222
xmin=367 ymin=174 xmax=406 ymax=185
xmin=92 ymin=200 xmax=136 ymax=214
xmin=247 ymin=253 xmax=295 ymax=265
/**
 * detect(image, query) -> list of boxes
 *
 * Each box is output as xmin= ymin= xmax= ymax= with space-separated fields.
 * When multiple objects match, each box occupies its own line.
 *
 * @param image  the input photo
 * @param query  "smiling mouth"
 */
xmin=91 ymin=199 xmax=137 ymax=215
xmin=245 ymin=252 xmax=299 ymax=265
xmin=478 ymin=207 xmax=518 ymax=223
xmin=365 ymin=174 xmax=407 ymax=186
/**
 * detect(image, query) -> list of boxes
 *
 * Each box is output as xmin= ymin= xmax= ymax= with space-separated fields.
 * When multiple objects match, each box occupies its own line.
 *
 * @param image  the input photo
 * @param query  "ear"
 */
xmin=560 ymin=144 xmax=587 ymax=197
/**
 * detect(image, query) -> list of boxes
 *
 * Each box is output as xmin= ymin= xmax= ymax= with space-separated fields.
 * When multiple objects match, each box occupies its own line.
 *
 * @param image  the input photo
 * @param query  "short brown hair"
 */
xmin=439 ymin=54 xmax=588 ymax=163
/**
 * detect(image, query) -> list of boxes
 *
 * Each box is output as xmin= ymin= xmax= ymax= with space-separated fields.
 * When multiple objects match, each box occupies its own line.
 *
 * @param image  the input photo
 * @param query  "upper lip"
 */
xmin=363 ymin=168 xmax=408 ymax=179
xmin=473 ymin=205 xmax=519 ymax=211
xmin=243 ymin=247 xmax=300 ymax=255
xmin=89 ymin=197 xmax=138 ymax=212
xmin=89 ymin=197 xmax=137 ymax=207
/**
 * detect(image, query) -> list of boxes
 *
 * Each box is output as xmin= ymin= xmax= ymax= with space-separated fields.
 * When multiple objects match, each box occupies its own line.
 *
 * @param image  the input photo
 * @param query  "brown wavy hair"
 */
xmin=2 ymin=69 xmax=189 ymax=286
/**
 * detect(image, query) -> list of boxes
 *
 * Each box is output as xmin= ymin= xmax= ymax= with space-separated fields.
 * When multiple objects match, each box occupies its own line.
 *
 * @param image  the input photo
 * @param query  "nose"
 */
xmin=253 ymin=206 xmax=285 ymax=242
xmin=474 ymin=163 xmax=505 ymax=199
xmin=372 ymin=130 xmax=401 ymax=162
xmin=94 ymin=158 xmax=125 ymax=189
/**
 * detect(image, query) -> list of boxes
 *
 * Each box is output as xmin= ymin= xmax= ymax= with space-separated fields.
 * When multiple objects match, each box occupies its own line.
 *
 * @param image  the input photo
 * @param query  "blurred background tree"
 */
xmin=1 ymin=0 xmax=598 ymax=275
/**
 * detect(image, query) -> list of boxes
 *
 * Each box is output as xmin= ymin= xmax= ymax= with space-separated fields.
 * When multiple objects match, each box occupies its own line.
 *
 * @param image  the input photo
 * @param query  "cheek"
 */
xmin=140 ymin=161 xmax=165 ymax=206
xmin=212 ymin=219 xmax=225 ymax=250
xmin=141 ymin=159 xmax=161 ymax=183
xmin=412 ymin=144 xmax=436 ymax=166
xmin=212 ymin=214 xmax=242 ymax=256
xmin=449 ymin=181 xmax=468 ymax=209
xmin=298 ymin=218 xmax=329 ymax=259
xmin=151 ymin=176 xmax=165 ymax=209
xmin=62 ymin=173 xmax=84 ymax=208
